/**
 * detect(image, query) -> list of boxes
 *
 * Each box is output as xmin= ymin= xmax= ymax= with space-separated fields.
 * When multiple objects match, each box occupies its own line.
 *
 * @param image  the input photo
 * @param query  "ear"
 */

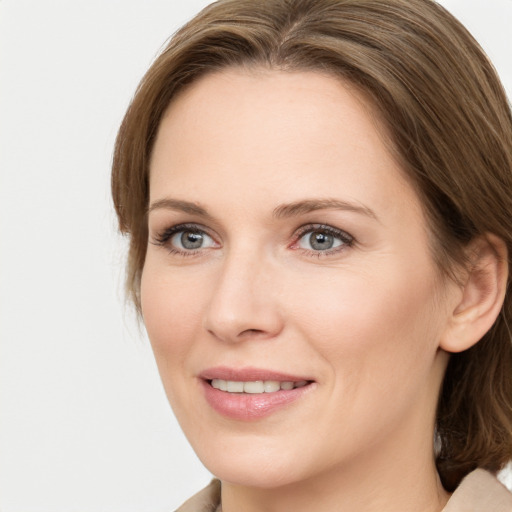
xmin=440 ymin=234 xmax=508 ymax=353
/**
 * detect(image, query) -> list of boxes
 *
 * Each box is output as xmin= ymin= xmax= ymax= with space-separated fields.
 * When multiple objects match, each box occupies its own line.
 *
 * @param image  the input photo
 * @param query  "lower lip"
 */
xmin=201 ymin=380 xmax=315 ymax=421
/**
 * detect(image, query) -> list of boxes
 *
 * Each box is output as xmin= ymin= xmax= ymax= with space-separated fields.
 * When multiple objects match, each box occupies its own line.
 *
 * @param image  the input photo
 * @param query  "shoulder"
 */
xmin=174 ymin=479 xmax=221 ymax=512
xmin=443 ymin=469 xmax=512 ymax=512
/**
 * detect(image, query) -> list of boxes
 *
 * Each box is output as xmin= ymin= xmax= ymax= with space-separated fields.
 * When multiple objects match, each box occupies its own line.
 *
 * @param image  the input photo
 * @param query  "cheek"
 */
xmin=280 ymin=263 xmax=446 ymax=456
xmin=286 ymin=260 xmax=444 ymax=384
xmin=140 ymin=264 xmax=206 ymax=365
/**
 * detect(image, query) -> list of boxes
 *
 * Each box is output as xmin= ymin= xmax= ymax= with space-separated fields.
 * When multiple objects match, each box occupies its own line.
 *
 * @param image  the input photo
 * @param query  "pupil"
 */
xmin=181 ymin=231 xmax=203 ymax=249
xmin=310 ymin=232 xmax=333 ymax=250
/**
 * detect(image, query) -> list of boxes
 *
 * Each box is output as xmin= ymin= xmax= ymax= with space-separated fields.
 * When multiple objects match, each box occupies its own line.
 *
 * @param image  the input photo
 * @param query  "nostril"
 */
xmin=240 ymin=328 xmax=264 ymax=336
xmin=236 ymin=328 xmax=273 ymax=341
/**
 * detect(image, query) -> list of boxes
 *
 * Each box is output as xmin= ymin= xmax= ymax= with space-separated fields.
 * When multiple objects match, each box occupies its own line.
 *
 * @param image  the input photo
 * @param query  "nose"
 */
xmin=203 ymin=249 xmax=284 ymax=343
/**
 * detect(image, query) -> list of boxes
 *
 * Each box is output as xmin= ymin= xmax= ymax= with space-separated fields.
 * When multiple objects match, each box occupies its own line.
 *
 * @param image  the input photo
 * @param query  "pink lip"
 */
xmin=199 ymin=366 xmax=316 ymax=421
xmin=199 ymin=366 xmax=313 ymax=382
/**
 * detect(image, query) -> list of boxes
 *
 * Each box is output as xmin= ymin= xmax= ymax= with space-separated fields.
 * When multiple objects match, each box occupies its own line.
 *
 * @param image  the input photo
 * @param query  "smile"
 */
xmin=199 ymin=368 xmax=316 ymax=420
xmin=210 ymin=379 xmax=309 ymax=393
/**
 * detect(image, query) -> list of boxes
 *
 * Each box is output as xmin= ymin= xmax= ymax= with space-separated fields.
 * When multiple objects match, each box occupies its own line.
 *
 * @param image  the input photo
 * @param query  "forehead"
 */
xmin=149 ymin=67 xmax=422 ymax=225
xmin=154 ymin=68 xmax=389 ymax=168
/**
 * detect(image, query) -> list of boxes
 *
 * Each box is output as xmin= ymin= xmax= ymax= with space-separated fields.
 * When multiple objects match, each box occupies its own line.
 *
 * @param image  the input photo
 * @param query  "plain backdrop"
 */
xmin=0 ymin=1 xmax=511 ymax=511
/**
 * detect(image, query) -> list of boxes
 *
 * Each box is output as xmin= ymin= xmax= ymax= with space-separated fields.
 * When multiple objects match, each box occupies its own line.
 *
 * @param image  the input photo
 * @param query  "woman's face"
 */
xmin=142 ymin=69 xmax=458 ymax=488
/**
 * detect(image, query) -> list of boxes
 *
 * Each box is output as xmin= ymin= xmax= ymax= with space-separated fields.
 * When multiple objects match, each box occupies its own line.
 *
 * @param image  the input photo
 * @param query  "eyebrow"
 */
xmin=273 ymin=198 xmax=378 ymax=221
xmin=147 ymin=198 xmax=212 ymax=218
xmin=147 ymin=197 xmax=378 ymax=221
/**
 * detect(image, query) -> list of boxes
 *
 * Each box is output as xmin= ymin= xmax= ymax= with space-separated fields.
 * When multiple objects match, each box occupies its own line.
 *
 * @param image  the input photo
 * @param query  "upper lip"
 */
xmin=199 ymin=366 xmax=314 ymax=382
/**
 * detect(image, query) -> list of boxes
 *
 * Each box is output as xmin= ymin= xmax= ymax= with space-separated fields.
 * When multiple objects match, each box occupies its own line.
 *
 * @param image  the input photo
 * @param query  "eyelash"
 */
xmin=291 ymin=224 xmax=354 ymax=257
xmin=151 ymin=223 xmax=354 ymax=257
xmin=151 ymin=223 xmax=216 ymax=257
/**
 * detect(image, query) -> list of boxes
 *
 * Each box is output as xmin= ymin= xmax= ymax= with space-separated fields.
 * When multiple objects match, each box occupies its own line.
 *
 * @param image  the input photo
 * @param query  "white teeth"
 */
xmin=244 ymin=381 xmax=264 ymax=394
xmin=226 ymin=381 xmax=244 ymax=393
xmin=211 ymin=378 xmax=227 ymax=391
xmin=210 ymin=379 xmax=308 ymax=393
xmin=263 ymin=380 xmax=280 ymax=393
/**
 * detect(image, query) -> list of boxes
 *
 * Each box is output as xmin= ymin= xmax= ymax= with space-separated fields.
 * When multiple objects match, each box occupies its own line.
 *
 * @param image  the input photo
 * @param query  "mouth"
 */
xmin=199 ymin=367 xmax=316 ymax=420
xmin=209 ymin=379 xmax=310 ymax=393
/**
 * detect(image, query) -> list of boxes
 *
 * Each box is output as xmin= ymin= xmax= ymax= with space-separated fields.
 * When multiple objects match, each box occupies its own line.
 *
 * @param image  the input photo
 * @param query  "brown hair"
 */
xmin=112 ymin=0 xmax=512 ymax=490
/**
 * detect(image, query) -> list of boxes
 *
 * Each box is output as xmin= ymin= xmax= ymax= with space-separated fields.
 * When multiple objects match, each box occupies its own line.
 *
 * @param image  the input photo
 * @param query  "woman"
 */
xmin=112 ymin=0 xmax=512 ymax=510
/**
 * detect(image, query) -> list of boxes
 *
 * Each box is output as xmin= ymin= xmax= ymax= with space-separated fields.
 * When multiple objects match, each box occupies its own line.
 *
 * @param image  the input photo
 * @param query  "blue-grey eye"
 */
xmin=171 ymin=230 xmax=215 ymax=250
xmin=298 ymin=230 xmax=344 ymax=251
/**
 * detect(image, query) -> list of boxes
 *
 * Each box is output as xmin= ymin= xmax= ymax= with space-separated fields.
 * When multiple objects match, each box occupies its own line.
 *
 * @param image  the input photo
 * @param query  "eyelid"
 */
xmin=150 ymin=221 xmax=354 ymax=257
xmin=290 ymin=223 xmax=355 ymax=254
xmin=151 ymin=223 xmax=219 ymax=253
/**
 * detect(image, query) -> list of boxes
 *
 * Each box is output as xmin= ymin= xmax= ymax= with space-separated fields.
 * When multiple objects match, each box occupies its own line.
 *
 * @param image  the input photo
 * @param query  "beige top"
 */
xmin=174 ymin=469 xmax=512 ymax=512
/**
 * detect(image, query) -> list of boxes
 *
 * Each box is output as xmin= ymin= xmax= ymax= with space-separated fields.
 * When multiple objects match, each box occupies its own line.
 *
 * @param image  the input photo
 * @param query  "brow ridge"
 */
xmin=147 ymin=197 xmax=378 ymax=222
xmin=147 ymin=198 xmax=211 ymax=218
xmin=273 ymin=198 xmax=378 ymax=220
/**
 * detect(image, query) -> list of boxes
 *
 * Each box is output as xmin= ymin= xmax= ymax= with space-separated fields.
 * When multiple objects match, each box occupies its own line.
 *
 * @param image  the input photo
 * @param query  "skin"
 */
xmin=141 ymin=68 xmax=464 ymax=511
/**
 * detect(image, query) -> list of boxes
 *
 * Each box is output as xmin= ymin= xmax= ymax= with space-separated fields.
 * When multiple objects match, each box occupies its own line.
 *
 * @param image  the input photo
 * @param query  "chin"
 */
xmin=205 ymin=457 xmax=304 ymax=489
xmin=192 ymin=436 xmax=312 ymax=488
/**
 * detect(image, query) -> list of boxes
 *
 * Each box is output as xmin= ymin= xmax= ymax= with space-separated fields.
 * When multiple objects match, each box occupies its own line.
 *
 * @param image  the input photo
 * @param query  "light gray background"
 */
xmin=1 ymin=1 xmax=511 ymax=511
